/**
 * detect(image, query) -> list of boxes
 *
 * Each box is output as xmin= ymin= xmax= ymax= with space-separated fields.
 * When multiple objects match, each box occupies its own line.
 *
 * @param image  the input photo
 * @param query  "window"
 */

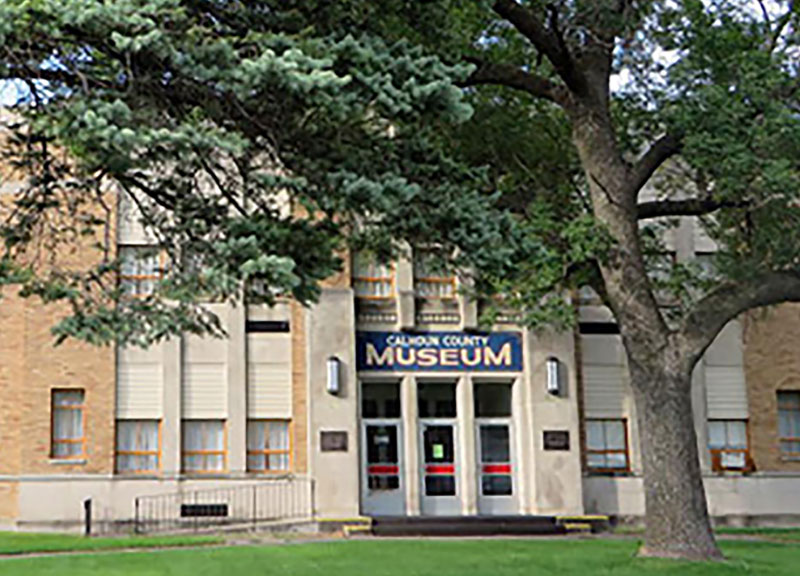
xmin=182 ymin=420 xmax=226 ymax=473
xmin=577 ymin=285 xmax=601 ymax=304
xmin=362 ymin=382 xmax=401 ymax=419
xmin=708 ymin=420 xmax=750 ymax=471
xmin=116 ymin=420 xmax=160 ymax=474
xmin=418 ymin=382 xmax=457 ymax=419
xmin=365 ymin=424 xmax=400 ymax=490
xmin=119 ymin=246 xmax=163 ymax=297
xmin=474 ymin=383 xmax=512 ymax=418
xmin=585 ymin=419 xmax=629 ymax=474
xmin=695 ymin=252 xmax=719 ymax=280
xmin=647 ymin=250 xmax=677 ymax=285
xmin=414 ymin=251 xmax=456 ymax=299
xmin=353 ymin=253 xmax=394 ymax=300
xmin=247 ymin=420 xmax=291 ymax=473
xmin=51 ymin=390 xmax=85 ymax=460
xmin=778 ymin=391 xmax=800 ymax=459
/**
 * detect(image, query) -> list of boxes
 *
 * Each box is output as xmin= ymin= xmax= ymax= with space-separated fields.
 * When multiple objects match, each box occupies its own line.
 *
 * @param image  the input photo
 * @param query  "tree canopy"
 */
xmin=3 ymin=1 xmax=797 ymax=346
xmin=2 ymin=1 xmax=797 ymax=349
xmin=0 ymin=0 xmax=507 ymax=344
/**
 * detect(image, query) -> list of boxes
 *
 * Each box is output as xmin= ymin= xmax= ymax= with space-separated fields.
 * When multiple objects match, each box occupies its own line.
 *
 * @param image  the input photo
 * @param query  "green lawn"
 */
xmin=616 ymin=525 xmax=800 ymax=543
xmin=1 ymin=538 xmax=799 ymax=576
xmin=716 ymin=527 xmax=800 ymax=542
xmin=0 ymin=531 xmax=222 ymax=555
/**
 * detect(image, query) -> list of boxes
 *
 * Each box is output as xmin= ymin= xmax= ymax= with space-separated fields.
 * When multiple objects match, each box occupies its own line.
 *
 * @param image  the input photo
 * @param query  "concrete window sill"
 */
xmin=49 ymin=458 xmax=87 ymax=465
xmin=114 ymin=473 xmax=161 ymax=479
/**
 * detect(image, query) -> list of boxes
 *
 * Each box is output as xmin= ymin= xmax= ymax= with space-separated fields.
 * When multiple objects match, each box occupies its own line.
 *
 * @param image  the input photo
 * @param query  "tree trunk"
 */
xmin=629 ymin=360 xmax=723 ymax=561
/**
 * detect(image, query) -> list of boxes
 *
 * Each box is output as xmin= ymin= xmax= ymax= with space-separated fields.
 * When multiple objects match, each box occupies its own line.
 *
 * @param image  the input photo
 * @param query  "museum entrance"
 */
xmin=474 ymin=382 xmax=517 ymax=515
xmin=360 ymin=381 xmax=405 ymax=516
xmin=418 ymin=381 xmax=461 ymax=516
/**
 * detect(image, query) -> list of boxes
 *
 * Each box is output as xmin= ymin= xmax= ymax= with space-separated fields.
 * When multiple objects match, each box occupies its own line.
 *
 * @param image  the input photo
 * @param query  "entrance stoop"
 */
xmin=370 ymin=515 xmax=610 ymax=537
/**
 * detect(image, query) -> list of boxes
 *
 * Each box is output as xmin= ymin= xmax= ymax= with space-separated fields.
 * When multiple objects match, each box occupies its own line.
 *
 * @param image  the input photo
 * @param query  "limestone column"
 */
xmin=227 ymin=303 xmax=247 ymax=474
xmin=396 ymin=255 xmax=415 ymax=330
xmin=457 ymin=375 xmax=477 ymax=515
xmin=513 ymin=371 xmax=534 ymax=514
xmin=161 ymin=337 xmax=182 ymax=477
xmin=402 ymin=375 xmax=421 ymax=515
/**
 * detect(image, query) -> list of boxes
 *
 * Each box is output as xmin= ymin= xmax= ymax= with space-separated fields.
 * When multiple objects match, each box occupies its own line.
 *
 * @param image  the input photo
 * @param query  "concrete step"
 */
xmin=556 ymin=515 xmax=611 ymax=534
xmin=370 ymin=515 xmax=566 ymax=537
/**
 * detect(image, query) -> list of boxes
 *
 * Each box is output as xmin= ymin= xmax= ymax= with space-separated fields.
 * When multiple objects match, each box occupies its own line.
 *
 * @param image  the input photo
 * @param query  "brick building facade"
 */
xmin=1 ymin=180 xmax=800 ymax=530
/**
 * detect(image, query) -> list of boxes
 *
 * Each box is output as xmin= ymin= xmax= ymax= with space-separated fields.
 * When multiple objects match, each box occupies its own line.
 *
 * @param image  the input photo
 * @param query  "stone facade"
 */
xmin=744 ymin=304 xmax=800 ymax=473
xmin=3 ymin=160 xmax=800 ymax=527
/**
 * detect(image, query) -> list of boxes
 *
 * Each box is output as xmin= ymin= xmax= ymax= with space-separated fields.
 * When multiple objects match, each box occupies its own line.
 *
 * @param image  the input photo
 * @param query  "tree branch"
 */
xmin=461 ymin=58 xmax=568 ymax=106
xmin=627 ymin=133 xmax=682 ymax=197
xmin=492 ymin=0 xmax=584 ymax=94
xmin=636 ymin=197 xmax=749 ymax=220
xmin=768 ymin=1 xmax=795 ymax=53
xmin=678 ymin=270 xmax=800 ymax=364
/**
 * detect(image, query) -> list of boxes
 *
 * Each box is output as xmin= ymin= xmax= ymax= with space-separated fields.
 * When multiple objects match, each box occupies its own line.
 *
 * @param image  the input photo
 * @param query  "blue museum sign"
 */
xmin=356 ymin=331 xmax=523 ymax=372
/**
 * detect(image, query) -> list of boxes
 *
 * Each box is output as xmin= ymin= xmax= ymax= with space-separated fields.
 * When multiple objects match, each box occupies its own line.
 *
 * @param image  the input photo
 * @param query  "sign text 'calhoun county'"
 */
xmin=356 ymin=331 xmax=523 ymax=372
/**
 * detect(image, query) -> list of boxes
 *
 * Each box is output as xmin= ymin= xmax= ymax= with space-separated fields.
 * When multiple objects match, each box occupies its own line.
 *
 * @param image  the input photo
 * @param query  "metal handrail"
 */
xmin=134 ymin=476 xmax=315 ymax=534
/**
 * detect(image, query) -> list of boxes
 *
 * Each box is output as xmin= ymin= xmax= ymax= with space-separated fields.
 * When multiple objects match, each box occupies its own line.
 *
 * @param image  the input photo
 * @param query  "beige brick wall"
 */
xmin=0 ymin=482 xmax=19 ymax=521
xmin=743 ymin=304 xmax=800 ymax=472
xmin=20 ymin=301 xmax=115 ymax=475
xmin=291 ymin=301 xmax=309 ymax=474
xmin=0 ymin=294 xmax=115 ymax=519
xmin=321 ymin=250 xmax=351 ymax=289
xmin=0 ymin=177 xmax=116 ymax=517
xmin=0 ymin=292 xmax=25 ymax=480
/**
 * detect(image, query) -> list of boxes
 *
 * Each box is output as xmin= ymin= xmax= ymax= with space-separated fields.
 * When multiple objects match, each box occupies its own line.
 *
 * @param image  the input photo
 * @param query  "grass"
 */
xmin=614 ymin=525 xmax=800 ymax=542
xmin=716 ymin=527 xmax=800 ymax=542
xmin=1 ymin=538 xmax=799 ymax=576
xmin=0 ymin=531 xmax=223 ymax=555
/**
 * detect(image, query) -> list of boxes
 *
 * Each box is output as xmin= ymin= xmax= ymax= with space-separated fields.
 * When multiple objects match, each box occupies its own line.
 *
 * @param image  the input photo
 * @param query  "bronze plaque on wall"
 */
xmin=543 ymin=430 xmax=570 ymax=451
xmin=320 ymin=431 xmax=349 ymax=452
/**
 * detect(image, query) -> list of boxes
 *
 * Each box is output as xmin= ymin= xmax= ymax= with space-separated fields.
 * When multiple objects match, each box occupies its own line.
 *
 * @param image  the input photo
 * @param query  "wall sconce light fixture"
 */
xmin=546 ymin=357 xmax=563 ymax=396
xmin=327 ymin=356 xmax=341 ymax=395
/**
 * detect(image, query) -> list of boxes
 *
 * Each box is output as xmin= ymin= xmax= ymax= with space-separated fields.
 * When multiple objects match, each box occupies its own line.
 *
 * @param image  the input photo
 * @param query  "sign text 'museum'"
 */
xmin=355 ymin=331 xmax=523 ymax=372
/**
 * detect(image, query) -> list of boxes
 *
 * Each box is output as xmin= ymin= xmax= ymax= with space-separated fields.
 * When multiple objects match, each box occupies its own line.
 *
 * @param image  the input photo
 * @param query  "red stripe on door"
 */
xmin=426 ymin=464 xmax=455 ymax=475
xmin=368 ymin=465 xmax=399 ymax=475
xmin=482 ymin=464 xmax=512 ymax=474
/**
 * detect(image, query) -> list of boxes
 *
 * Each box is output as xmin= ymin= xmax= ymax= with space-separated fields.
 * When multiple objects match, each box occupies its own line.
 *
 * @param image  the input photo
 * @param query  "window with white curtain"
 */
xmin=116 ymin=420 xmax=160 ymax=473
xmin=585 ymin=419 xmax=629 ymax=474
xmin=51 ymin=390 xmax=85 ymax=459
xmin=182 ymin=420 xmax=226 ymax=473
xmin=708 ymin=420 xmax=749 ymax=471
xmin=247 ymin=420 xmax=291 ymax=473
xmin=119 ymin=246 xmax=163 ymax=297
xmin=352 ymin=253 xmax=394 ymax=299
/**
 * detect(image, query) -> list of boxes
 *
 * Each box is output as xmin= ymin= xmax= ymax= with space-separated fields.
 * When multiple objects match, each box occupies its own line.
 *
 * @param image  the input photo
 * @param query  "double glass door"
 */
xmin=476 ymin=421 xmax=516 ymax=514
xmin=418 ymin=382 xmax=460 ymax=515
xmin=361 ymin=379 xmax=519 ymax=517
xmin=360 ymin=382 xmax=405 ymax=515
xmin=474 ymin=383 xmax=517 ymax=515
xmin=419 ymin=421 xmax=460 ymax=515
